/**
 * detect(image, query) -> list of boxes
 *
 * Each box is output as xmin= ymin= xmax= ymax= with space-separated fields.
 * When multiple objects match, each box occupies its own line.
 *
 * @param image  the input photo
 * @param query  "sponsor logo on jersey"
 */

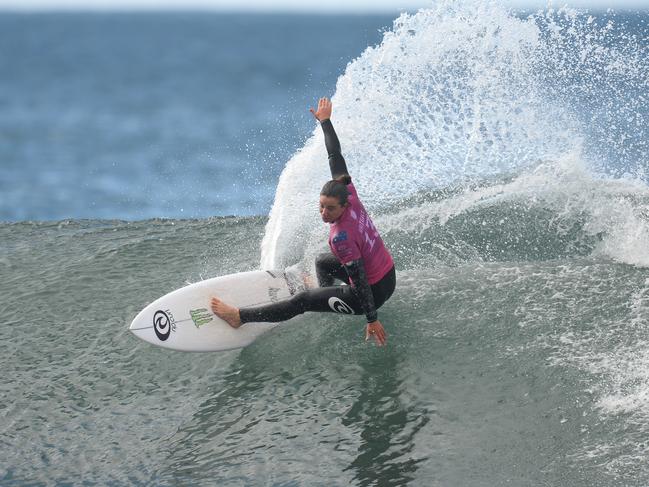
xmin=333 ymin=231 xmax=348 ymax=244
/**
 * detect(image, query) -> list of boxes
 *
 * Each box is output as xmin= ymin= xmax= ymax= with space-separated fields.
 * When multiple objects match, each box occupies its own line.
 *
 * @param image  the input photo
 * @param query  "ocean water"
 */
xmin=0 ymin=12 xmax=393 ymax=221
xmin=3 ymin=3 xmax=649 ymax=486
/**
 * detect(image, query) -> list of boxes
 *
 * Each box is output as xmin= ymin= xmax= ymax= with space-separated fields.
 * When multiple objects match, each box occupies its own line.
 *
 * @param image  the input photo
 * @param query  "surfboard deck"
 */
xmin=129 ymin=269 xmax=306 ymax=352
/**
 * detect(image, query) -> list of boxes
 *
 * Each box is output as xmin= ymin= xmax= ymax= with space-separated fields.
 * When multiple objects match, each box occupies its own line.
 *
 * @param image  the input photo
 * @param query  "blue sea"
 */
xmin=0 ymin=11 xmax=393 ymax=221
xmin=3 ymin=3 xmax=649 ymax=485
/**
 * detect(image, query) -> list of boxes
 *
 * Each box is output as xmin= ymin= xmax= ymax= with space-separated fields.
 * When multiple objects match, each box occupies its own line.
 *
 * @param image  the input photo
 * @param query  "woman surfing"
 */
xmin=211 ymin=97 xmax=396 ymax=346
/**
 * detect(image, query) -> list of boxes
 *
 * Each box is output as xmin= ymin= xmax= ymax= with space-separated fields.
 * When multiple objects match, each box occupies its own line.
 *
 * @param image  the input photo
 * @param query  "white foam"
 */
xmin=381 ymin=153 xmax=649 ymax=266
xmin=261 ymin=1 xmax=649 ymax=270
xmin=261 ymin=1 xmax=582 ymax=269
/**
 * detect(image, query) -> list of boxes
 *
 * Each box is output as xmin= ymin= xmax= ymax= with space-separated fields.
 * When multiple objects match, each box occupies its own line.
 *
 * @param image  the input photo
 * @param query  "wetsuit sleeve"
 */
xmin=320 ymin=119 xmax=351 ymax=182
xmin=344 ymin=259 xmax=378 ymax=323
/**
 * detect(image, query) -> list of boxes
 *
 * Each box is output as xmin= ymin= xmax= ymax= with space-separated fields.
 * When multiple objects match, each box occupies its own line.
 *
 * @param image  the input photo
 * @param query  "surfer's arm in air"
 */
xmin=310 ymin=97 xmax=351 ymax=183
xmin=345 ymin=259 xmax=387 ymax=346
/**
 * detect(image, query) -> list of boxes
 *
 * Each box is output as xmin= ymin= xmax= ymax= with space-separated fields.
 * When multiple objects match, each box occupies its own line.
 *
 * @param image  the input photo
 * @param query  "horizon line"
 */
xmin=1 ymin=5 xmax=648 ymax=14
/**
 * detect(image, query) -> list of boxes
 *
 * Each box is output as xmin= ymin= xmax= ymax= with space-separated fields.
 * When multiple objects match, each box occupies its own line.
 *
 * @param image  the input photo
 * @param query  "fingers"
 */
xmin=365 ymin=323 xmax=387 ymax=346
xmin=310 ymin=97 xmax=332 ymax=122
xmin=317 ymin=97 xmax=331 ymax=109
xmin=310 ymin=98 xmax=331 ymax=121
xmin=374 ymin=328 xmax=387 ymax=346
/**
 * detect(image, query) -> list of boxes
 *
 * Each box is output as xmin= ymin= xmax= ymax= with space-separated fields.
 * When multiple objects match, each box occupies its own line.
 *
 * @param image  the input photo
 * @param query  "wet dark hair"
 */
xmin=320 ymin=176 xmax=350 ymax=206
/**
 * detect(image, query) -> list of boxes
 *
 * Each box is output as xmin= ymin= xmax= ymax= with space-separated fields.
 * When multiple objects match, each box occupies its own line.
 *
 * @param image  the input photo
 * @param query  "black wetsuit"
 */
xmin=239 ymin=119 xmax=396 ymax=325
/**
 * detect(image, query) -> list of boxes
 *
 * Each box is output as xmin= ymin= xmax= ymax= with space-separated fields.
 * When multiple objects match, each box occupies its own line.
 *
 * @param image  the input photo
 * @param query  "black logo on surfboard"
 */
xmin=153 ymin=310 xmax=171 ymax=341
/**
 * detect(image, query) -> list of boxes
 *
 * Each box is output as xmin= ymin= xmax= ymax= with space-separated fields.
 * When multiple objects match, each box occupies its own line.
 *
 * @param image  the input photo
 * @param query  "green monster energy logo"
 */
xmin=190 ymin=308 xmax=213 ymax=328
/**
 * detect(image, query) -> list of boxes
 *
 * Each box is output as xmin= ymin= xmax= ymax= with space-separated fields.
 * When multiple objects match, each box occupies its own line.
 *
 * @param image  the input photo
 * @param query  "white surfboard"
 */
xmin=129 ymin=269 xmax=306 ymax=352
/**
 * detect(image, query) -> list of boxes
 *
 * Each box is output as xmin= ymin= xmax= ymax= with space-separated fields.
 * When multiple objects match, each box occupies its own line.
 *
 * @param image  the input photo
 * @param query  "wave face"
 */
xmin=4 ymin=218 xmax=649 ymax=485
xmin=260 ymin=1 xmax=649 ymax=270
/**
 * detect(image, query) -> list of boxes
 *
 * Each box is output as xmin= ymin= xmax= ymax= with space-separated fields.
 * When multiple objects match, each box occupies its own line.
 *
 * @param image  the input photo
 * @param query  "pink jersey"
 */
xmin=328 ymin=183 xmax=394 ymax=285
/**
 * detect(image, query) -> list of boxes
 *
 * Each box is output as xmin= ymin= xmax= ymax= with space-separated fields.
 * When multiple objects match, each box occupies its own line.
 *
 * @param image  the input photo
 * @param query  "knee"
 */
xmin=315 ymin=253 xmax=333 ymax=270
xmin=316 ymin=253 xmax=337 ymax=287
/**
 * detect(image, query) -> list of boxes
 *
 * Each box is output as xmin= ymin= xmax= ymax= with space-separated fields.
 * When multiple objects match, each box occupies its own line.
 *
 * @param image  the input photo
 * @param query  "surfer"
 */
xmin=211 ymin=97 xmax=396 ymax=346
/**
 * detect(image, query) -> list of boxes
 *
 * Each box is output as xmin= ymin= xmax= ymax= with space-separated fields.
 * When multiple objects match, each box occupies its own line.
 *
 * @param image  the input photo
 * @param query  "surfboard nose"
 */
xmin=128 ymin=323 xmax=145 ymax=342
xmin=128 ymin=318 xmax=142 ymax=333
xmin=128 ymin=308 xmax=153 ymax=339
xmin=129 ymin=304 xmax=179 ymax=347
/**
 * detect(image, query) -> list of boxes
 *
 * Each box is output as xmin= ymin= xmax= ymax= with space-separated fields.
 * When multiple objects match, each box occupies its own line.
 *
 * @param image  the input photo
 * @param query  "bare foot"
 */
xmin=210 ymin=297 xmax=242 ymax=328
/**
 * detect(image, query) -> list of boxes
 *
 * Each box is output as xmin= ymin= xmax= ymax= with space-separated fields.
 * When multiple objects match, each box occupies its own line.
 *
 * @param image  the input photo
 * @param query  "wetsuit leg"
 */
xmin=238 ymin=266 xmax=397 ymax=324
xmin=315 ymin=252 xmax=349 ymax=287
xmin=239 ymin=285 xmax=361 ymax=323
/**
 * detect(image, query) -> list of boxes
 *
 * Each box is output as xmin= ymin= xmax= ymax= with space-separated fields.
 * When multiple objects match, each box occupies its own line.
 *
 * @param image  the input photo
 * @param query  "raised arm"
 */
xmin=310 ymin=97 xmax=351 ymax=183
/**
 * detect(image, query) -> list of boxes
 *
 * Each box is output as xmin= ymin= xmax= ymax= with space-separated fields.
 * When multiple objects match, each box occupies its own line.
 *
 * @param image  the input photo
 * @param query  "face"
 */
xmin=319 ymin=195 xmax=346 ymax=223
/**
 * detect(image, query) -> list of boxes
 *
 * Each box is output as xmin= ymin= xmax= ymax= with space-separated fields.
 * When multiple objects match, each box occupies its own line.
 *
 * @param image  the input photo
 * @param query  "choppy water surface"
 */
xmin=3 ymin=218 xmax=649 ymax=485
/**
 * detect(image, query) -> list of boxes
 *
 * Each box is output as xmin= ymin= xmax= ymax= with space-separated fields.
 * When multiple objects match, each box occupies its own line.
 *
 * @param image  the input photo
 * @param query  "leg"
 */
xmin=211 ymin=266 xmax=396 ymax=328
xmin=315 ymin=252 xmax=349 ymax=287
xmin=238 ymin=285 xmax=363 ymax=324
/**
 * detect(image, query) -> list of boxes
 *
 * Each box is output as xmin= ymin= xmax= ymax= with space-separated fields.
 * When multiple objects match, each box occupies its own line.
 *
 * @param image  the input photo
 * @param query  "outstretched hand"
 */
xmin=365 ymin=320 xmax=387 ymax=346
xmin=309 ymin=97 xmax=332 ymax=122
